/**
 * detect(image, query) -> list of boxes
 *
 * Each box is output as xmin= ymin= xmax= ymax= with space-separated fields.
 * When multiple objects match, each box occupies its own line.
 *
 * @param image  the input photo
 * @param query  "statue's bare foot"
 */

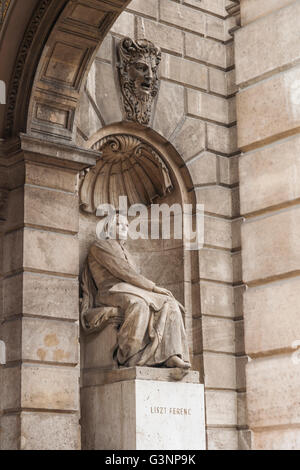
xmin=165 ymin=356 xmax=191 ymax=369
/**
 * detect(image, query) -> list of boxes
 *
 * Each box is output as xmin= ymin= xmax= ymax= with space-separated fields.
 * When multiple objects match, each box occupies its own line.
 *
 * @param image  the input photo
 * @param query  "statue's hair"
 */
xmin=118 ymin=37 xmax=161 ymax=69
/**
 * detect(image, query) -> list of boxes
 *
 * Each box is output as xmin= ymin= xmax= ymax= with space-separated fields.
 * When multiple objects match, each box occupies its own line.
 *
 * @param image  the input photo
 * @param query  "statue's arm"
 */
xmin=90 ymin=245 xmax=156 ymax=291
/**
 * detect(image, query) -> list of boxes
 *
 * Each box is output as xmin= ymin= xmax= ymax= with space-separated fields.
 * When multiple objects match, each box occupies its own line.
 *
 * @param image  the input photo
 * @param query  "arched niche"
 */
xmin=78 ymin=121 xmax=200 ymax=366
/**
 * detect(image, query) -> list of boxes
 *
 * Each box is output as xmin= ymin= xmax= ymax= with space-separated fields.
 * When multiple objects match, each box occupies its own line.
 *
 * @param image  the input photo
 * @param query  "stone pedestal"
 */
xmin=81 ymin=367 xmax=206 ymax=450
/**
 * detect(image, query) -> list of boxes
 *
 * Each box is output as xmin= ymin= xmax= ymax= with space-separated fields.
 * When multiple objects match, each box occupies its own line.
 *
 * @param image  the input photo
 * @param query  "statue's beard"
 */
xmin=120 ymin=76 xmax=159 ymax=126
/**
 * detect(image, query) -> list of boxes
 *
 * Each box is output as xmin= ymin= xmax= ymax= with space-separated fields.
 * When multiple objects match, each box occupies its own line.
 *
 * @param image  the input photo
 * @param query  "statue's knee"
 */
xmin=128 ymin=298 xmax=148 ymax=311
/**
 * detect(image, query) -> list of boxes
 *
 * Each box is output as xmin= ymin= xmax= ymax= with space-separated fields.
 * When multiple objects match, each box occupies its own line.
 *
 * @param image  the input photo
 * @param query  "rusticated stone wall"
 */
xmin=236 ymin=0 xmax=300 ymax=450
xmin=76 ymin=0 xmax=244 ymax=450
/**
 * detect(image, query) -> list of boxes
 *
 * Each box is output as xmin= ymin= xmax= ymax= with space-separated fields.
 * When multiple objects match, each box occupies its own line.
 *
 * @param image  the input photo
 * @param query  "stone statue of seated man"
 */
xmin=81 ymin=213 xmax=191 ymax=370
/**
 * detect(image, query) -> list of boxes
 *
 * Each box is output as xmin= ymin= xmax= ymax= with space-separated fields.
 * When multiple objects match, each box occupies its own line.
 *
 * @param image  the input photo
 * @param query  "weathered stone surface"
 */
xmin=187 ymin=152 xmax=217 ymax=186
xmin=199 ymin=249 xmax=234 ymax=283
xmin=0 ymin=414 xmax=20 ymax=450
xmin=153 ymin=81 xmax=185 ymax=140
xmin=3 ymin=272 xmax=79 ymax=320
xmin=203 ymin=352 xmax=236 ymax=389
xmin=236 ymin=356 xmax=247 ymax=391
xmin=240 ymin=136 xmax=300 ymax=215
xmin=209 ymin=68 xmax=227 ymax=96
xmin=20 ymin=412 xmax=80 ymax=450
xmin=160 ymin=0 xmax=206 ymax=36
xmin=23 ymin=229 xmax=79 ymax=276
xmin=237 ymin=392 xmax=247 ymax=427
xmin=172 ymin=117 xmax=206 ymax=162
xmin=219 ymin=155 xmax=239 ymax=186
xmin=0 ymin=366 xmax=21 ymax=410
xmin=136 ymin=17 xmax=183 ymax=54
xmin=185 ymin=0 xmax=227 ymax=17
xmin=87 ymin=61 xmax=122 ymax=125
xmin=244 ymin=278 xmax=300 ymax=356
xmin=237 ymin=2 xmax=300 ymax=85
xmin=187 ymin=89 xmax=233 ymax=125
xmin=247 ymin=355 xmax=300 ymax=429
xmin=252 ymin=427 xmax=300 ymax=451
xmin=110 ymin=11 xmax=135 ymax=37
xmin=127 ymin=0 xmax=158 ymax=18
xmin=204 ymin=215 xmax=232 ymax=250
xmin=84 ymin=324 xmax=117 ymax=370
xmin=96 ymin=34 xmax=113 ymax=62
xmin=238 ymin=430 xmax=252 ymax=451
xmin=195 ymin=186 xmax=236 ymax=217
xmin=237 ymin=67 xmax=300 ymax=151
xmin=26 ymin=163 xmax=77 ymax=193
xmin=21 ymin=365 xmax=79 ymax=411
xmin=206 ymin=390 xmax=237 ymax=426
xmin=242 ymin=208 xmax=300 ymax=283
xmin=185 ymin=33 xmax=228 ymax=69
xmin=202 ymin=316 xmax=236 ymax=354
xmin=207 ymin=123 xmax=237 ymax=155
xmin=240 ymin=0 xmax=295 ymax=26
xmin=24 ymin=186 xmax=78 ymax=233
xmin=161 ymin=54 xmax=208 ymax=90
xmin=200 ymin=281 xmax=235 ymax=318
xmin=76 ymin=91 xmax=102 ymax=140
xmin=207 ymin=428 xmax=238 ymax=451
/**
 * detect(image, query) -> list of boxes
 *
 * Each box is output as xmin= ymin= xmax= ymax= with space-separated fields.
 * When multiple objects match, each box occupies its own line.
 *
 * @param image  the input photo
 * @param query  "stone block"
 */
xmin=237 ymin=2 xmax=300 ymax=85
xmin=161 ymin=54 xmax=208 ymax=90
xmin=160 ymin=0 xmax=206 ymax=36
xmin=237 ymin=392 xmax=247 ymax=427
xmin=242 ymin=207 xmax=300 ymax=283
xmin=200 ymin=281 xmax=235 ymax=318
xmin=244 ymin=278 xmax=300 ymax=356
xmin=187 ymin=89 xmax=232 ymax=125
xmin=185 ymin=33 xmax=228 ymax=69
xmin=86 ymin=61 xmax=122 ymax=125
xmin=252 ymin=427 xmax=300 ymax=451
xmin=209 ymin=68 xmax=227 ymax=96
xmin=110 ymin=11 xmax=135 ymax=37
xmin=207 ymin=123 xmax=237 ymax=155
xmin=25 ymin=162 xmax=77 ymax=193
xmin=204 ymin=215 xmax=232 ymax=249
xmin=76 ymin=91 xmax=102 ymax=139
xmin=171 ymin=117 xmax=206 ymax=162
xmin=136 ymin=18 xmax=183 ymax=54
xmin=219 ymin=155 xmax=239 ymax=186
xmin=83 ymin=324 xmax=117 ymax=370
xmin=3 ymin=272 xmax=79 ymax=320
xmin=202 ymin=316 xmax=236 ymax=354
xmin=195 ymin=186 xmax=235 ymax=217
xmin=127 ymin=0 xmax=158 ymax=18
xmin=207 ymin=428 xmax=238 ymax=450
xmin=81 ymin=368 xmax=205 ymax=450
xmin=240 ymin=136 xmax=300 ymax=215
xmin=24 ymin=185 xmax=78 ymax=233
xmin=0 ymin=414 xmax=20 ymax=450
xmin=199 ymin=248 xmax=234 ymax=283
xmin=21 ymin=364 xmax=79 ymax=411
xmin=240 ymin=0 xmax=295 ymax=27
xmin=236 ymin=355 xmax=247 ymax=391
xmin=247 ymin=355 xmax=300 ymax=429
xmin=205 ymin=390 xmax=237 ymax=426
xmin=20 ymin=412 xmax=80 ymax=450
xmin=203 ymin=352 xmax=236 ymax=389
xmin=237 ymin=67 xmax=300 ymax=151
xmin=184 ymin=0 xmax=227 ymax=17
xmin=187 ymin=152 xmax=217 ymax=186
xmin=153 ymin=81 xmax=185 ymax=140
xmin=0 ymin=366 xmax=21 ymax=410
xmin=96 ymin=34 xmax=112 ymax=62
xmin=238 ymin=429 xmax=252 ymax=450
xmin=23 ymin=229 xmax=79 ymax=276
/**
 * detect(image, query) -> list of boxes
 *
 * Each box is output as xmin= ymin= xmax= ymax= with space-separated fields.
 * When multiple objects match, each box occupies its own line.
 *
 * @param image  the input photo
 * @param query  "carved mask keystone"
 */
xmin=117 ymin=37 xmax=161 ymax=126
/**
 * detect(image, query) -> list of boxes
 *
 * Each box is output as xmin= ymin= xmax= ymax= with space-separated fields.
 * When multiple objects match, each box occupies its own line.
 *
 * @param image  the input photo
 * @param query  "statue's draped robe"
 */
xmin=87 ymin=239 xmax=190 ymax=367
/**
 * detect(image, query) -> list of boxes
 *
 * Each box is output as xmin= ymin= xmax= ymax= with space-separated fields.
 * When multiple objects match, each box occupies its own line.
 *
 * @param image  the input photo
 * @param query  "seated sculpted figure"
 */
xmin=81 ymin=213 xmax=191 ymax=369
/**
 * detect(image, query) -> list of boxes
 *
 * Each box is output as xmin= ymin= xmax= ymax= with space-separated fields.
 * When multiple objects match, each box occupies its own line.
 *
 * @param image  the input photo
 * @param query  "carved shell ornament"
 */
xmin=117 ymin=37 xmax=162 ymax=126
xmin=80 ymin=135 xmax=173 ymax=213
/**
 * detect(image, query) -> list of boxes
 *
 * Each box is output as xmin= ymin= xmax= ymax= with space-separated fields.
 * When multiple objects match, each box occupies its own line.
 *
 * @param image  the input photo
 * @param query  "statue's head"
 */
xmin=99 ymin=212 xmax=129 ymax=241
xmin=118 ymin=37 xmax=161 ymax=125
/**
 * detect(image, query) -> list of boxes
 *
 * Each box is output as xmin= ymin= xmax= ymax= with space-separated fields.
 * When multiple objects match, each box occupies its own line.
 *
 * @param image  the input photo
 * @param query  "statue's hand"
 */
xmin=153 ymin=286 xmax=174 ymax=297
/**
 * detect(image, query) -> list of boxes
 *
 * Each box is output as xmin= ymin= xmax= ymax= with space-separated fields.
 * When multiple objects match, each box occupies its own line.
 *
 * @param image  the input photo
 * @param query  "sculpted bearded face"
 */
xmin=127 ymin=55 xmax=159 ymax=99
xmin=118 ymin=38 xmax=161 ymax=125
